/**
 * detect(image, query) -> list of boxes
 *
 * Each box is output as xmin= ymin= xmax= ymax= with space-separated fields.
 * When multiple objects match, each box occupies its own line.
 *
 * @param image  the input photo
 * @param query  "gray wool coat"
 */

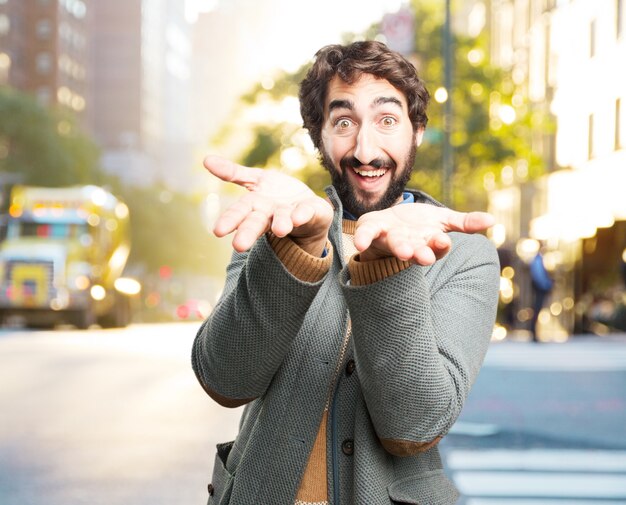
xmin=192 ymin=185 xmax=500 ymax=505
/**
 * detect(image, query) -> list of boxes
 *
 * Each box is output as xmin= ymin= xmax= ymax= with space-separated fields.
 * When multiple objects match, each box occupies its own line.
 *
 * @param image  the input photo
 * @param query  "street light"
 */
xmin=442 ymin=0 xmax=453 ymax=207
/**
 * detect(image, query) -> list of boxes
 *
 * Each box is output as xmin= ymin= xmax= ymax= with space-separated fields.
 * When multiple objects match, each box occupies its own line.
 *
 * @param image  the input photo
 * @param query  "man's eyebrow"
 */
xmin=373 ymin=96 xmax=403 ymax=108
xmin=328 ymin=99 xmax=354 ymax=112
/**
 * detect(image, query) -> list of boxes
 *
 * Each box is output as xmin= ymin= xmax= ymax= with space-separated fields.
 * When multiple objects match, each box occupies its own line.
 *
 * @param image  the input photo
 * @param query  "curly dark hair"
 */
xmin=299 ymin=40 xmax=430 ymax=150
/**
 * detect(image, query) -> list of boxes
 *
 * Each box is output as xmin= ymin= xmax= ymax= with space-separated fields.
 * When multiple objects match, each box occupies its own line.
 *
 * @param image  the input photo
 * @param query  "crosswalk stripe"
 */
xmin=466 ymin=500 xmax=621 ymax=505
xmin=483 ymin=344 xmax=626 ymax=371
xmin=448 ymin=422 xmax=500 ymax=437
xmin=446 ymin=449 xmax=626 ymax=472
xmin=454 ymin=471 xmax=626 ymax=499
xmin=446 ymin=448 xmax=626 ymax=503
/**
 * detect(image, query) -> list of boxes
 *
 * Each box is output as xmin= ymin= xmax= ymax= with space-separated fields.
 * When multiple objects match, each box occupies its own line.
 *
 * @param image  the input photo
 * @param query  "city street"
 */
xmin=1 ymin=323 xmax=625 ymax=504
xmin=0 ymin=323 xmax=242 ymax=505
xmin=442 ymin=337 xmax=626 ymax=504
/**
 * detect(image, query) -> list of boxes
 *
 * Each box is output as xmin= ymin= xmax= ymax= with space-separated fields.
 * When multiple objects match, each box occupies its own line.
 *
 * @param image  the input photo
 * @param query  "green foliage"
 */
xmin=241 ymin=125 xmax=283 ymax=167
xmin=398 ymin=0 xmax=552 ymax=210
xmin=103 ymin=180 xmax=232 ymax=277
xmin=241 ymin=66 xmax=307 ymax=105
xmin=0 ymin=86 xmax=100 ymax=187
xmin=0 ymin=86 xmax=229 ymax=277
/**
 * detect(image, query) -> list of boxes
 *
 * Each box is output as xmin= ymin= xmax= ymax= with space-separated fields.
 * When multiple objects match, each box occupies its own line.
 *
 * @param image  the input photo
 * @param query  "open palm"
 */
xmin=204 ymin=155 xmax=333 ymax=253
xmin=354 ymin=203 xmax=494 ymax=265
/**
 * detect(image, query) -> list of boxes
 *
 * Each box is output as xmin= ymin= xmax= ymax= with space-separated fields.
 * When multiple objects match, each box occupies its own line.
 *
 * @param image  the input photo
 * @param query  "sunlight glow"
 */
xmin=434 ymin=87 xmax=448 ymax=103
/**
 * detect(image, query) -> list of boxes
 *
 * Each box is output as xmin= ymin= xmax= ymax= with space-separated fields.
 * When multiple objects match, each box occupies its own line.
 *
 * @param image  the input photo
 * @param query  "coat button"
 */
xmin=207 ymin=483 xmax=214 ymax=496
xmin=342 ymin=439 xmax=354 ymax=456
xmin=345 ymin=359 xmax=355 ymax=376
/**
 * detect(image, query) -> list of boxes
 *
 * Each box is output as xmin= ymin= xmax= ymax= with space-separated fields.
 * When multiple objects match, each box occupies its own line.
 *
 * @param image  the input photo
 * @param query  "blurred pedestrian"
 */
xmin=192 ymin=41 xmax=500 ymax=505
xmin=620 ymin=247 xmax=626 ymax=287
xmin=529 ymin=248 xmax=553 ymax=342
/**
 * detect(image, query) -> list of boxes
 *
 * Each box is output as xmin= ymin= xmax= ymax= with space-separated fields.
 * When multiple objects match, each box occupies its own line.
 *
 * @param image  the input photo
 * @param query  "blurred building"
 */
xmin=92 ymin=0 xmax=195 ymax=191
xmin=0 ymin=0 xmax=91 ymax=124
xmin=0 ymin=0 xmax=198 ymax=192
xmin=488 ymin=0 xmax=626 ymax=339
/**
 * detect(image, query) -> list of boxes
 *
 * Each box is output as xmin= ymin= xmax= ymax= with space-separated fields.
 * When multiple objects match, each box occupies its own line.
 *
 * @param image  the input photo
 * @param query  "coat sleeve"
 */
xmin=339 ymin=233 xmax=500 ymax=456
xmin=191 ymin=234 xmax=330 ymax=407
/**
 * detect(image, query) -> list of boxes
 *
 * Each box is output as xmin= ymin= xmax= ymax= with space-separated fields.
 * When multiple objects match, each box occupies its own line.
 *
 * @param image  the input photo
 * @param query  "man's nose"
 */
xmin=353 ymin=125 xmax=380 ymax=166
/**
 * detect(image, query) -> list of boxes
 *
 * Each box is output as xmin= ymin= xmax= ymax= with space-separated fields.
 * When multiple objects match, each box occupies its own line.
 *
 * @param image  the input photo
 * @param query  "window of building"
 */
xmin=588 ymin=113 xmax=595 ymax=159
xmin=35 ymin=52 xmax=53 ymax=74
xmin=61 ymin=0 xmax=87 ymax=19
xmin=36 ymin=19 xmax=52 ymax=40
xmin=37 ymin=86 xmax=52 ymax=106
xmin=590 ymin=19 xmax=596 ymax=58
xmin=617 ymin=99 xmax=623 ymax=150
xmin=73 ymin=1 xmax=87 ymax=19
xmin=0 ymin=52 xmax=10 ymax=84
xmin=0 ymin=14 xmax=9 ymax=36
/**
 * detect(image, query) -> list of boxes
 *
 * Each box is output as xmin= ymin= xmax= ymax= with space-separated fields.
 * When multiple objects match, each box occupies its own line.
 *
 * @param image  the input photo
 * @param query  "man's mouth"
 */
xmin=352 ymin=167 xmax=388 ymax=178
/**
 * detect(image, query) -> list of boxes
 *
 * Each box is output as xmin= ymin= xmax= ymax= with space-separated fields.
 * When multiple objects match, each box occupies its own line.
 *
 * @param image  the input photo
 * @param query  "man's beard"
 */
xmin=320 ymin=144 xmax=417 ymax=218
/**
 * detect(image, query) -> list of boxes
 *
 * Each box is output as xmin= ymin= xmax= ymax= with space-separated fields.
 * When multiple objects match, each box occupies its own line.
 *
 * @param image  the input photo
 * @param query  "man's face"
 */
xmin=319 ymin=73 xmax=424 ymax=218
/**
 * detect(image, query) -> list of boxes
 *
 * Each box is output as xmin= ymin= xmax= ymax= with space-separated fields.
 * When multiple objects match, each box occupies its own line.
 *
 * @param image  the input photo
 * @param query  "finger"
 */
xmin=293 ymin=198 xmax=335 ymax=229
xmin=270 ymin=205 xmax=295 ymax=237
xmin=385 ymin=229 xmax=417 ymax=261
xmin=354 ymin=220 xmax=387 ymax=252
xmin=464 ymin=211 xmax=495 ymax=232
xmin=203 ymin=155 xmax=261 ymax=188
xmin=230 ymin=210 xmax=271 ymax=252
xmin=412 ymin=245 xmax=437 ymax=266
xmin=443 ymin=210 xmax=495 ymax=233
xmin=427 ymin=232 xmax=452 ymax=259
xmin=212 ymin=200 xmax=253 ymax=237
xmin=290 ymin=201 xmax=316 ymax=228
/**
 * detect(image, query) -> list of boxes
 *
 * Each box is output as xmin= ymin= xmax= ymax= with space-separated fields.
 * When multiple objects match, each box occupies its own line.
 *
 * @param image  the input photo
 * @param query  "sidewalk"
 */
xmin=500 ymin=330 xmax=626 ymax=345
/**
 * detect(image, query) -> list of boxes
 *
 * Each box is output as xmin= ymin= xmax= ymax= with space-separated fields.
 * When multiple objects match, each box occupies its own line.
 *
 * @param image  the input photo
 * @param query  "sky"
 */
xmin=188 ymin=0 xmax=408 ymax=75
xmin=186 ymin=0 xmax=412 ymax=144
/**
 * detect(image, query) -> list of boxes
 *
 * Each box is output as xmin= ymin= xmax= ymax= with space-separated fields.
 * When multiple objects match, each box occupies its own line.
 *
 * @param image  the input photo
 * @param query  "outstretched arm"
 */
xmin=192 ymin=156 xmax=335 ymax=407
xmin=341 ymin=202 xmax=499 ymax=455
xmin=204 ymin=155 xmax=333 ymax=255
xmin=342 ymin=232 xmax=500 ymax=455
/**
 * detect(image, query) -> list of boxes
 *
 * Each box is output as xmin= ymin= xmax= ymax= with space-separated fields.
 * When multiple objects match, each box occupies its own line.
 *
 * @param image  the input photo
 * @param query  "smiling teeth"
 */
xmin=353 ymin=168 xmax=387 ymax=177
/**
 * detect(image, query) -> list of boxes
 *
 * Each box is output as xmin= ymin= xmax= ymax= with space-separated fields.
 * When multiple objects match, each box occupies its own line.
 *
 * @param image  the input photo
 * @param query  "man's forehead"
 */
xmin=325 ymin=74 xmax=406 ymax=111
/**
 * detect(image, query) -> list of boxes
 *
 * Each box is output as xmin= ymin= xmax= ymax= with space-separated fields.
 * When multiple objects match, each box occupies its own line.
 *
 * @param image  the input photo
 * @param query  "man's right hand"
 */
xmin=204 ymin=155 xmax=334 ymax=256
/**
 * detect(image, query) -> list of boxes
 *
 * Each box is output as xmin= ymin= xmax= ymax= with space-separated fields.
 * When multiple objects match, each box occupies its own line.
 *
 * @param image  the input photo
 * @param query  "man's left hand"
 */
xmin=354 ymin=204 xmax=495 ymax=265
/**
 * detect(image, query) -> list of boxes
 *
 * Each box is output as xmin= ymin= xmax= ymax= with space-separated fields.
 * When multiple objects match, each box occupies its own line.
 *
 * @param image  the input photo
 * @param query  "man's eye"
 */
xmin=381 ymin=116 xmax=397 ymax=127
xmin=336 ymin=119 xmax=352 ymax=129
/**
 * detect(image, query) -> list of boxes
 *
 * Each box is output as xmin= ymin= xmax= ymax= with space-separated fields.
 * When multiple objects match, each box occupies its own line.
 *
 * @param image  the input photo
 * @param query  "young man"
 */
xmin=192 ymin=41 xmax=500 ymax=504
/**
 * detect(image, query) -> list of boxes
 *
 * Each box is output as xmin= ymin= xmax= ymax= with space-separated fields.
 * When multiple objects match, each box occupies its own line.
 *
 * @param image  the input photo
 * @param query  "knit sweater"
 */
xmin=192 ymin=185 xmax=500 ymax=505
xmin=295 ymin=220 xmax=365 ymax=505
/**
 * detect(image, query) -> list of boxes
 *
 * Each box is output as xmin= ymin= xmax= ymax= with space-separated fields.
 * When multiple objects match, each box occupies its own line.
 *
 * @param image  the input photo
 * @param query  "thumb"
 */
xmin=463 ymin=212 xmax=495 ymax=232
xmin=444 ymin=210 xmax=495 ymax=233
xmin=203 ymin=155 xmax=260 ymax=188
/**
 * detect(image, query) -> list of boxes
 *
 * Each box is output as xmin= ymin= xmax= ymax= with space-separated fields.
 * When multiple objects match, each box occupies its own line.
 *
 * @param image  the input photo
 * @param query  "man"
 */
xmin=192 ymin=41 xmax=500 ymax=504
xmin=529 ymin=248 xmax=553 ymax=342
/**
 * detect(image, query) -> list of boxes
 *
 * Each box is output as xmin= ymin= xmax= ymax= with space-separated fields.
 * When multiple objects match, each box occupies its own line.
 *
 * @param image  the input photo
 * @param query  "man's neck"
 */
xmin=342 ymin=191 xmax=414 ymax=221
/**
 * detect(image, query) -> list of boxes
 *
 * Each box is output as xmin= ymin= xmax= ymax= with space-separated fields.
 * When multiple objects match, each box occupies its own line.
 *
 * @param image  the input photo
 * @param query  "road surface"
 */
xmin=1 ymin=324 xmax=625 ymax=504
xmin=0 ymin=323 xmax=241 ymax=505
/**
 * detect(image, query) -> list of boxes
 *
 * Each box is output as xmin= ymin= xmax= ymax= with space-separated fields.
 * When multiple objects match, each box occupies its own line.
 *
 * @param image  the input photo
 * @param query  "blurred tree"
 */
xmin=406 ymin=1 xmax=551 ymax=209
xmin=240 ymin=125 xmax=282 ymax=168
xmin=108 ymin=182 xmax=232 ymax=278
xmin=210 ymin=1 xmax=552 ymax=211
xmin=0 ymin=86 xmax=100 ymax=186
xmin=0 ymin=86 xmax=229 ymax=277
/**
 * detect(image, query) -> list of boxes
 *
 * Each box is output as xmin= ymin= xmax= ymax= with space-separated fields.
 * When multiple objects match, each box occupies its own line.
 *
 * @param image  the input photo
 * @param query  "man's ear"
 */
xmin=415 ymin=127 xmax=425 ymax=147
